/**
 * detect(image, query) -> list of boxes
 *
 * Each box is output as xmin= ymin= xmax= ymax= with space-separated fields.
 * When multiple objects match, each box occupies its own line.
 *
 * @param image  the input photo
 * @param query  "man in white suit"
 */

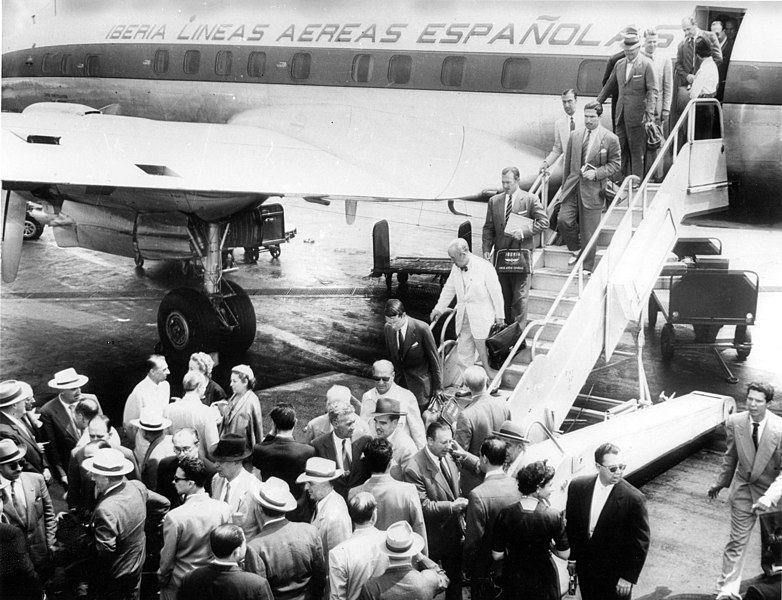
xmin=709 ymin=382 xmax=782 ymax=599
xmin=541 ymin=89 xmax=582 ymax=172
xmin=557 ymin=101 xmax=622 ymax=272
xmin=431 ymin=238 xmax=504 ymax=378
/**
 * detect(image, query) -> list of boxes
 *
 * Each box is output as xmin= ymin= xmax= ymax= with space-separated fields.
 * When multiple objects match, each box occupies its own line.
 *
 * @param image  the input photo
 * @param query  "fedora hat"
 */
xmin=252 ymin=476 xmax=297 ymax=513
xmin=623 ymin=26 xmax=641 ymax=49
xmin=0 ymin=439 xmax=26 ymax=465
xmin=492 ymin=420 xmax=530 ymax=445
xmin=130 ymin=407 xmax=171 ymax=432
xmin=82 ymin=448 xmax=134 ymax=476
xmin=379 ymin=521 xmax=425 ymax=558
xmin=212 ymin=433 xmax=252 ymax=461
xmin=0 ymin=380 xmax=26 ymax=408
xmin=371 ymin=397 xmax=407 ymax=417
xmin=48 ymin=367 xmax=89 ymax=390
xmin=295 ymin=457 xmax=343 ymax=484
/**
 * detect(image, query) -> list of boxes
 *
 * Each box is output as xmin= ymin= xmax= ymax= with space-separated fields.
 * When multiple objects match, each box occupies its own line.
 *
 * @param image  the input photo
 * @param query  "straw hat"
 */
xmin=48 ymin=368 xmax=88 ymax=390
xmin=82 ymin=448 xmax=135 ymax=476
xmin=0 ymin=439 xmax=26 ymax=465
xmin=295 ymin=457 xmax=343 ymax=484
xmin=0 ymin=380 xmax=26 ymax=408
xmin=492 ymin=420 xmax=530 ymax=444
xmin=130 ymin=407 xmax=171 ymax=432
xmin=379 ymin=521 xmax=425 ymax=558
xmin=623 ymin=26 xmax=641 ymax=49
xmin=252 ymin=476 xmax=297 ymax=513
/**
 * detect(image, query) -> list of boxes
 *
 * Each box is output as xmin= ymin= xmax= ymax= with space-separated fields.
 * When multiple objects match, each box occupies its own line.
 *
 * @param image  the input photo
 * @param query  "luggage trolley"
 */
xmin=648 ymin=261 xmax=758 ymax=383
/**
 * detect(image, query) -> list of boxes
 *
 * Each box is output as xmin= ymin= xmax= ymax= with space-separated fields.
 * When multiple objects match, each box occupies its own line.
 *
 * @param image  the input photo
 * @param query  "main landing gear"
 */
xmin=156 ymin=221 xmax=256 ymax=356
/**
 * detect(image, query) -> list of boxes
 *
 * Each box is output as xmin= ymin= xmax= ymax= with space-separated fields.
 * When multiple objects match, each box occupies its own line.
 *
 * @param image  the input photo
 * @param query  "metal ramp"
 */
xmin=489 ymin=99 xmax=729 ymax=442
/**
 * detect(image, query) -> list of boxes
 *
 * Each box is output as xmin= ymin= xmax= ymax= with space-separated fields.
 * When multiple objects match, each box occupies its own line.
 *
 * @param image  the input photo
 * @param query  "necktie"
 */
xmin=397 ymin=329 xmax=404 ymax=358
xmin=582 ymin=130 xmax=592 ymax=164
xmin=221 ymin=480 xmax=232 ymax=505
xmin=440 ymin=457 xmax=454 ymax=493
xmin=691 ymin=36 xmax=696 ymax=70
xmin=505 ymin=194 xmax=513 ymax=225
xmin=342 ymin=439 xmax=352 ymax=473
xmin=460 ymin=266 xmax=468 ymax=272
xmin=570 ymin=117 xmax=575 ymax=131
xmin=752 ymin=422 xmax=759 ymax=450
xmin=10 ymin=486 xmax=26 ymax=526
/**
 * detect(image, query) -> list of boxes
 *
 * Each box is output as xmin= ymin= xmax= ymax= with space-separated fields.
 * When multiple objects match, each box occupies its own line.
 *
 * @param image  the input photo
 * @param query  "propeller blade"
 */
xmin=345 ymin=199 xmax=357 ymax=225
xmin=2 ymin=191 xmax=27 ymax=283
xmin=448 ymin=200 xmax=471 ymax=217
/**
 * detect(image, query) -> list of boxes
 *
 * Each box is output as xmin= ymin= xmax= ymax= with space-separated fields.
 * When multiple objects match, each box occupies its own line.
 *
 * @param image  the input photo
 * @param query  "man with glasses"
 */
xmin=158 ymin=456 xmax=231 ymax=600
xmin=565 ymin=442 xmax=650 ymax=600
xmin=0 ymin=438 xmax=56 ymax=579
xmin=361 ymin=360 xmax=426 ymax=449
xmin=157 ymin=428 xmax=218 ymax=508
xmin=710 ymin=382 xmax=782 ymax=597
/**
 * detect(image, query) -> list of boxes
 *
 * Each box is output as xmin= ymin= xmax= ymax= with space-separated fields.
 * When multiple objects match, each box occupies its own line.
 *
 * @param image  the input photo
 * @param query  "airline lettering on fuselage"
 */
xmin=104 ymin=18 xmax=675 ymax=49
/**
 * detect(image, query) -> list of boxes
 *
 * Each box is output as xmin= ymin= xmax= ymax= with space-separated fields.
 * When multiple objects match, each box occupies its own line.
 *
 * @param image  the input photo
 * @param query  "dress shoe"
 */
xmin=567 ymin=252 xmax=579 ymax=266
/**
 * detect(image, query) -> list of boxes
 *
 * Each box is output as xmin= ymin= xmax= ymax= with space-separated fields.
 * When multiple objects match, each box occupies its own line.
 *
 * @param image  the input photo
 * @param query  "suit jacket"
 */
xmin=349 ymin=473 xmax=428 ymax=553
xmin=1 ymin=472 xmax=56 ymax=571
xmin=482 ymin=189 xmax=548 ymax=256
xmin=359 ymin=564 xmax=441 ymax=600
xmin=90 ymin=479 xmax=170 ymax=589
xmin=0 ymin=521 xmax=43 ymax=600
xmin=384 ymin=317 xmax=442 ymax=405
xmin=674 ymin=29 xmax=723 ymax=85
xmin=403 ymin=448 xmax=463 ymax=560
xmin=0 ymin=411 xmax=46 ymax=474
xmin=311 ymin=490 xmax=351 ymax=574
xmin=312 ymin=433 xmax=372 ymax=499
xmin=141 ymin=434 xmax=174 ymax=492
xmin=158 ymin=493 xmax=232 ymax=591
xmin=245 ymin=518 xmax=326 ymax=600
xmin=715 ymin=411 xmax=782 ymax=507
xmin=544 ymin=112 xmax=583 ymax=167
xmin=433 ymin=254 xmax=504 ymax=339
xmin=645 ymin=52 xmax=673 ymax=117
xmin=221 ymin=390 xmax=264 ymax=450
xmin=463 ymin=471 xmax=520 ymax=578
xmin=565 ymin=475 xmax=650 ymax=585
xmin=454 ymin=393 xmax=511 ymax=496
xmin=156 ymin=454 xmax=217 ymax=509
xmin=329 ymin=526 xmax=388 ymax=600
xmin=179 ymin=563 xmax=274 ymax=600
xmin=68 ymin=444 xmax=140 ymax=514
xmin=597 ymin=54 xmax=658 ymax=125
xmin=40 ymin=393 xmax=101 ymax=479
xmin=211 ymin=468 xmax=262 ymax=537
xmin=252 ymin=435 xmax=315 ymax=499
xmin=560 ymin=125 xmax=622 ymax=210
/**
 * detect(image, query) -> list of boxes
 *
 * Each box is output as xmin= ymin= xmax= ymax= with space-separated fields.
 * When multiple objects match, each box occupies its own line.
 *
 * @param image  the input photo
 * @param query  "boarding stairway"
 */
xmin=488 ymin=99 xmax=729 ymax=442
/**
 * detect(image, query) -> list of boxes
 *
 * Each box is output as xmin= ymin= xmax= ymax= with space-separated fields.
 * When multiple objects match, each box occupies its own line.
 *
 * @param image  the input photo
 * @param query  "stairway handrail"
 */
xmin=528 ymin=97 xmax=724 ymax=357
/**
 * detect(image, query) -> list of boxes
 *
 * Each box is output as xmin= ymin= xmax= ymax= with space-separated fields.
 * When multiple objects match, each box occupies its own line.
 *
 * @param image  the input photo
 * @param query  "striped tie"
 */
xmin=504 ymin=194 xmax=512 ymax=224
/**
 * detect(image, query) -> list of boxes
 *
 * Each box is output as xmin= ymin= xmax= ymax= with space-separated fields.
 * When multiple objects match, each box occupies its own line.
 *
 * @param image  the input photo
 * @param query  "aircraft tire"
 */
xmin=647 ymin=295 xmax=658 ymax=329
xmin=23 ymin=214 xmax=44 ymax=240
xmin=220 ymin=280 xmax=256 ymax=354
xmin=661 ymin=323 xmax=675 ymax=361
xmin=157 ymin=288 xmax=221 ymax=356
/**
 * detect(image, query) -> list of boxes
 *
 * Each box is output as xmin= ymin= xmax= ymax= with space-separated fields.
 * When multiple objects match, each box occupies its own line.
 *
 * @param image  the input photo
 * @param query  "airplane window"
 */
xmin=183 ymin=50 xmax=200 ymax=75
xmin=85 ymin=55 xmax=100 ymax=77
xmin=42 ymin=53 xmax=56 ymax=75
xmin=441 ymin=56 xmax=466 ymax=87
xmin=215 ymin=51 xmax=233 ymax=76
xmin=351 ymin=54 xmax=374 ymax=83
xmin=61 ymin=54 xmax=72 ymax=75
xmin=388 ymin=55 xmax=412 ymax=85
xmin=501 ymin=58 xmax=531 ymax=90
xmin=154 ymin=50 xmax=169 ymax=74
xmin=248 ymin=52 xmax=267 ymax=77
xmin=291 ymin=53 xmax=312 ymax=80
xmin=577 ymin=59 xmax=606 ymax=95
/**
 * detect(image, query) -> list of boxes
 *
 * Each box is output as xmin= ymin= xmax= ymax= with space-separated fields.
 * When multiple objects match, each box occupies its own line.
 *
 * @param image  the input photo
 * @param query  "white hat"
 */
xmin=295 ymin=457 xmax=343 ymax=484
xmin=82 ymin=448 xmax=134 ymax=476
xmin=130 ymin=407 xmax=171 ymax=432
xmin=0 ymin=380 xmax=26 ymax=408
xmin=0 ymin=439 xmax=26 ymax=465
xmin=379 ymin=521 xmax=426 ymax=558
xmin=48 ymin=368 xmax=89 ymax=389
xmin=252 ymin=476 xmax=297 ymax=513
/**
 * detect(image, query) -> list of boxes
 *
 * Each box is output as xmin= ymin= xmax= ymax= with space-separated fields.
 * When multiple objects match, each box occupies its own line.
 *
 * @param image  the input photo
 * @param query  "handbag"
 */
xmin=495 ymin=249 xmax=532 ymax=275
xmin=485 ymin=322 xmax=523 ymax=370
xmin=646 ymin=120 xmax=664 ymax=151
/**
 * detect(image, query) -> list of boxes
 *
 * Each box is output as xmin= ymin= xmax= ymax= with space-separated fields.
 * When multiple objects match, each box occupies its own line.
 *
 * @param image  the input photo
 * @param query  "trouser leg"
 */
xmin=716 ymin=502 xmax=758 ymax=598
xmin=499 ymin=272 xmax=528 ymax=327
xmin=558 ymin=195 xmax=580 ymax=252
xmin=627 ymin=122 xmax=646 ymax=180
xmin=457 ymin=314 xmax=477 ymax=375
xmin=579 ymin=204 xmax=602 ymax=272
xmin=498 ymin=271 xmax=515 ymax=325
xmin=616 ymin=112 xmax=631 ymax=178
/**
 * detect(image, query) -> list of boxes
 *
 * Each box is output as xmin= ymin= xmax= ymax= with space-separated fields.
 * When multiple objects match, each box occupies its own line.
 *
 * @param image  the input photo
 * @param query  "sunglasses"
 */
xmin=600 ymin=463 xmax=627 ymax=474
xmin=172 ymin=476 xmax=190 ymax=482
xmin=3 ymin=459 xmax=26 ymax=470
xmin=372 ymin=376 xmax=392 ymax=382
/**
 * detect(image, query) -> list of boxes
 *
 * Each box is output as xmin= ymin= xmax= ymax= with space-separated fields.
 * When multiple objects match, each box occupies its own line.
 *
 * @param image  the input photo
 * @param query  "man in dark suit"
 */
xmin=673 ymin=15 xmax=723 ymax=121
xmin=253 ymin=403 xmax=315 ymax=522
xmin=602 ymin=50 xmax=625 ymax=132
xmin=454 ymin=366 xmax=511 ymax=496
xmin=597 ymin=26 xmax=658 ymax=180
xmin=0 ymin=439 xmax=56 ymax=578
xmin=180 ymin=524 xmax=273 ymax=600
xmin=565 ymin=442 xmax=650 ymax=600
xmin=482 ymin=166 xmax=548 ymax=330
xmin=557 ymin=101 xmax=622 ymax=272
xmin=404 ymin=421 xmax=468 ymax=600
xmin=463 ymin=437 xmax=520 ymax=600
xmin=0 ymin=380 xmax=47 ymax=478
xmin=40 ymin=367 xmax=101 ymax=486
xmin=157 ymin=428 xmax=217 ymax=509
xmin=312 ymin=403 xmax=371 ymax=499
xmin=383 ymin=299 xmax=442 ymax=410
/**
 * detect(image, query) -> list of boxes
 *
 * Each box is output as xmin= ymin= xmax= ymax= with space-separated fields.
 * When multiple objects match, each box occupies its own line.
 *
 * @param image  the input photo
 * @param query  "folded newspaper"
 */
xmin=504 ymin=211 xmax=535 ymax=236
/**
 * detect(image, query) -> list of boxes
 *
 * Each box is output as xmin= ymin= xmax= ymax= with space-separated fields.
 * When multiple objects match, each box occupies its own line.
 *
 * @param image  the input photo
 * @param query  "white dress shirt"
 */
xmin=589 ymin=480 xmax=616 ymax=536
xmin=690 ymin=56 xmax=718 ymax=98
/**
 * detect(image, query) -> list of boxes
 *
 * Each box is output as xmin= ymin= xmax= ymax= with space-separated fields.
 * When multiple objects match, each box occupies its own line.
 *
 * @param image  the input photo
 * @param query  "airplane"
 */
xmin=2 ymin=0 xmax=780 ymax=357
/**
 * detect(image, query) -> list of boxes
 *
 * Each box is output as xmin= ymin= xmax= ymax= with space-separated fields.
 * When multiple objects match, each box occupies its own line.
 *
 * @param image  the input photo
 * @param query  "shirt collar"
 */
xmin=484 ymin=469 xmax=506 ymax=481
xmin=424 ymin=446 xmax=441 ymax=466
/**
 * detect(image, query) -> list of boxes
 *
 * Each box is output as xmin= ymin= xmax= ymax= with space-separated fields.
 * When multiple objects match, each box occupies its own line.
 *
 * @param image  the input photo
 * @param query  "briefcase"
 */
xmin=486 ymin=322 xmax=523 ymax=370
xmin=495 ymin=249 xmax=532 ymax=275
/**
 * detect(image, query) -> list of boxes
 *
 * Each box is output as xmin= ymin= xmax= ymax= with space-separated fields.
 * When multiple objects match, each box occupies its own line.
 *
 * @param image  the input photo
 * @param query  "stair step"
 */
xmin=497 ymin=339 xmax=554 ymax=389
xmin=528 ymin=289 xmax=578 ymax=319
xmin=542 ymin=246 xmax=606 ymax=271
xmin=531 ymin=267 xmax=587 ymax=294
xmin=604 ymin=205 xmax=644 ymax=228
xmin=526 ymin=314 xmax=566 ymax=342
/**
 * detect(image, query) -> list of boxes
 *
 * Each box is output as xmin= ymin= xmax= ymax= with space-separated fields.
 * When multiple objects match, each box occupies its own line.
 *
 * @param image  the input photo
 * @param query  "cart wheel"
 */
xmin=733 ymin=326 xmax=752 ymax=361
xmin=661 ymin=323 xmax=675 ymax=361
xmin=397 ymin=272 xmax=409 ymax=286
xmin=270 ymin=245 xmax=281 ymax=259
xmin=243 ymin=246 xmax=259 ymax=263
xmin=647 ymin=295 xmax=658 ymax=329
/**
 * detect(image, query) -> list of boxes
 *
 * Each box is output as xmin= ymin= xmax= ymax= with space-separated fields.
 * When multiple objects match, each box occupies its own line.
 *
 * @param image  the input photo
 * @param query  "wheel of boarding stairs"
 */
xmin=648 ymin=295 xmax=658 ymax=329
xmin=660 ymin=323 xmax=675 ymax=361
xmin=733 ymin=325 xmax=752 ymax=361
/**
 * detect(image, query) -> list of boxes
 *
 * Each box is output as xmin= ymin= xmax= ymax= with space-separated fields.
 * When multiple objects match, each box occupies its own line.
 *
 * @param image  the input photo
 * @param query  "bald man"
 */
xmin=431 ymin=239 xmax=504 ymax=380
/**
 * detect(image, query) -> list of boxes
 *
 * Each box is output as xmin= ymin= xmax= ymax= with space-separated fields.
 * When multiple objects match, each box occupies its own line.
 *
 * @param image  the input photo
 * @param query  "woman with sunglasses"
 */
xmin=491 ymin=460 xmax=570 ymax=600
